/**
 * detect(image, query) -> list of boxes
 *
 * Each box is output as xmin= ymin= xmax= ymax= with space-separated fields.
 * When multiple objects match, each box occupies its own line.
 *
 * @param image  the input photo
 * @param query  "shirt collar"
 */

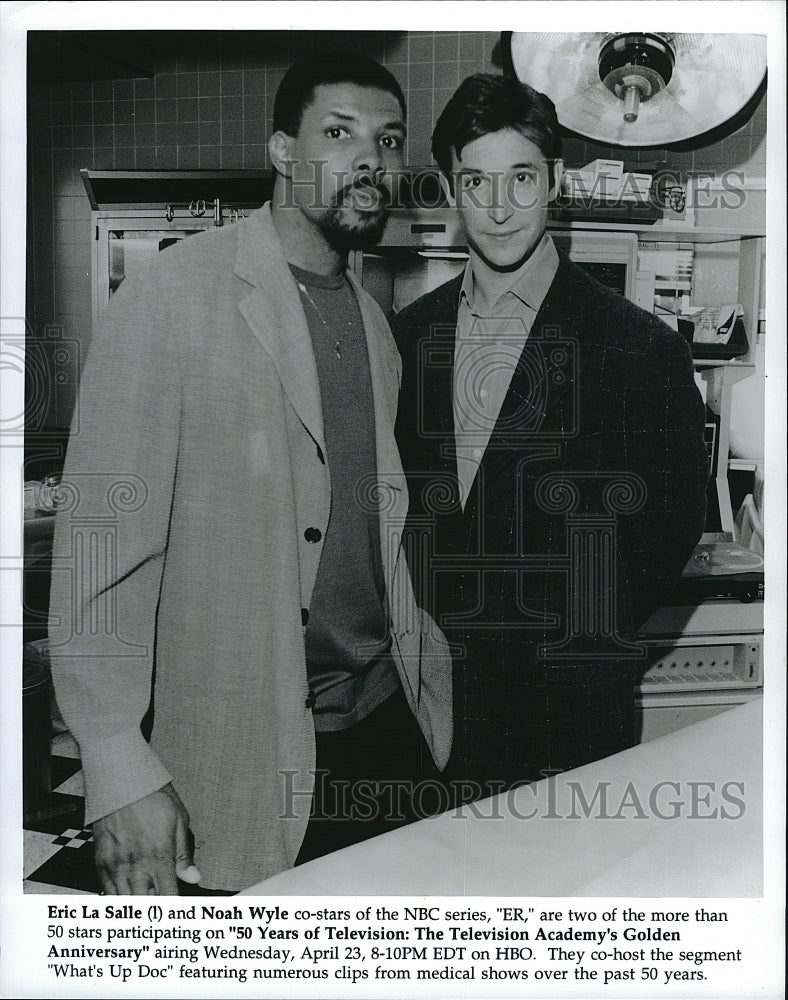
xmin=459 ymin=233 xmax=559 ymax=314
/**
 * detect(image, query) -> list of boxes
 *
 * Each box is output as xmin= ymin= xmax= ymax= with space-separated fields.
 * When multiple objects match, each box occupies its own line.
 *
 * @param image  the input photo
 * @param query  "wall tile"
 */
xmin=199 ymin=71 xmax=221 ymax=96
xmin=198 ymin=96 xmax=221 ymax=122
xmin=408 ymin=62 xmax=434 ymax=92
xmin=243 ymin=94 xmax=266 ymax=124
xmin=52 ymin=102 xmax=73 ymax=126
xmin=113 ymin=79 xmax=134 ymax=101
xmin=243 ymin=144 xmax=268 ymax=169
xmin=92 ymin=101 xmax=114 ymax=125
xmin=198 ymin=120 xmax=221 ymax=146
xmin=176 ymin=122 xmax=199 ymax=147
xmin=135 ymin=147 xmax=157 ymax=168
xmin=91 ymin=79 xmax=113 ymax=101
xmin=55 ymin=196 xmax=77 ymax=221
xmin=408 ymin=35 xmax=433 ymax=64
xmin=134 ymin=123 xmax=156 ymax=147
xmin=155 ymin=146 xmax=178 ymax=168
xmin=243 ymin=117 xmax=266 ymax=146
xmin=221 ymin=146 xmax=244 ymax=168
xmin=134 ymin=78 xmax=155 ymax=101
xmin=176 ymin=73 xmax=200 ymax=98
xmin=459 ymin=33 xmax=484 ymax=60
xmin=72 ymin=125 xmax=92 ymax=148
xmin=93 ymin=148 xmax=114 ymax=169
xmin=156 ymin=100 xmax=178 ymax=124
xmin=199 ymin=145 xmax=221 ymax=168
xmin=134 ymin=100 xmax=155 ymax=124
xmin=243 ymin=69 xmax=266 ymax=95
xmin=114 ymin=99 xmax=134 ymax=124
xmin=220 ymin=95 xmax=245 ymax=122
xmin=54 ymin=219 xmax=77 ymax=245
xmin=115 ymin=147 xmax=136 ymax=169
xmin=434 ymin=34 xmax=460 ymax=63
xmin=93 ymin=124 xmax=114 ymax=147
xmin=221 ymin=71 xmax=243 ymax=96
xmin=115 ymin=123 xmax=136 ymax=148
xmin=177 ymin=145 xmax=200 ymax=168
xmin=72 ymin=102 xmax=92 ymax=126
xmin=30 ymin=121 xmax=53 ymax=148
xmin=156 ymin=73 xmax=178 ymax=99
xmin=221 ymin=120 xmax=244 ymax=146
xmin=178 ymin=98 xmax=199 ymax=122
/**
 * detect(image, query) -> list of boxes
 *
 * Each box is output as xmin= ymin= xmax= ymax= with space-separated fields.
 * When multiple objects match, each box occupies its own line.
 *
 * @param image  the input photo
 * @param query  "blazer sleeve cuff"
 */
xmin=79 ymin=731 xmax=173 ymax=826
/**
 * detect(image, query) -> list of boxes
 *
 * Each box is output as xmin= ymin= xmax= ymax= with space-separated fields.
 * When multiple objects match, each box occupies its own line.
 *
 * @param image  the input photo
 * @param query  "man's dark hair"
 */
xmin=432 ymin=73 xmax=562 ymax=183
xmin=273 ymin=52 xmax=407 ymax=136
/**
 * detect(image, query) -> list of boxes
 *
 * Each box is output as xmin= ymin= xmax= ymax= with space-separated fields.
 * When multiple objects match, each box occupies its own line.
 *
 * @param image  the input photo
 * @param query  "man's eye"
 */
xmin=515 ymin=172 xmax=536 ymax=184
xmin=326 ymin=126 xmax=349 ymax=139
xmin=460 ymin=175 xmax=482 ymax=189
xmin=380 ymin=135 xmax=402 ymax=149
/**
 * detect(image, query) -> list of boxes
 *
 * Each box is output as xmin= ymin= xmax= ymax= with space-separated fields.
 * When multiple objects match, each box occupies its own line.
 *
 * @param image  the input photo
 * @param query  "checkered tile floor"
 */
xmin=23 ymin=735 xmax=100 ymax=895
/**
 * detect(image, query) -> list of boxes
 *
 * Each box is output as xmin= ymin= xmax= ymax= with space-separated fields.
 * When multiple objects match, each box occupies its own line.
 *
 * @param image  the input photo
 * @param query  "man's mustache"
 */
xmin=333 ymin=176 xmax=391 ymax=210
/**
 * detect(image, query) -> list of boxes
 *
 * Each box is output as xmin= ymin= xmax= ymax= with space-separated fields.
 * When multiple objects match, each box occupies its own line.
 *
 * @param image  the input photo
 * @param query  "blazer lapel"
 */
xmin=348 ymin=270 xmax=411 ymax=600
xmin=235 ymin=206 xmax=326 ymax=453
xmin=426 ymin=276 xmax=462 ymax=443
xmin=475 ymin=259 xmax=578 ymax=490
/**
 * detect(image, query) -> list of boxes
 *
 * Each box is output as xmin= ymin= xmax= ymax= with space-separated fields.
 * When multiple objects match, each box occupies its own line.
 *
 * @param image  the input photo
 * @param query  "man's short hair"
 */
xmin=273 ymin=52 xmax=407 ymax=137
xmin=432 ymin=73 xmax=562 ymax=181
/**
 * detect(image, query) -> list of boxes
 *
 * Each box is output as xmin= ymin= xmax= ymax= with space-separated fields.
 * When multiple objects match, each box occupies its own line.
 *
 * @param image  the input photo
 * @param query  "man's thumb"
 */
xmin=174 ymin=813 xmax=201 ymax=884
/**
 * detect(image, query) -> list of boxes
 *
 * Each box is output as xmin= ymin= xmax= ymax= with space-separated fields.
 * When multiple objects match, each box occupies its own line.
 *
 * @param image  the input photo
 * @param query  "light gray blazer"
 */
xmin=48 ymin=205 xmax=452 ymax=891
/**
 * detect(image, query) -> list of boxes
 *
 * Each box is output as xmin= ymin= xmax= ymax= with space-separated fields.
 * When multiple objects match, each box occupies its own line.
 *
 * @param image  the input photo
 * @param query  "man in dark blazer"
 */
xmin=394 ymin=74 xmax=709 ymax=801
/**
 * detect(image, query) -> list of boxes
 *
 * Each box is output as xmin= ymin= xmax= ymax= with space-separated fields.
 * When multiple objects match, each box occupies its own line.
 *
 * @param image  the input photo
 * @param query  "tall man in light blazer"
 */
xmin=49 ymin=53 xmax=451 ymax=895
xmin=394 ymin=74 xmax=708 ymax=801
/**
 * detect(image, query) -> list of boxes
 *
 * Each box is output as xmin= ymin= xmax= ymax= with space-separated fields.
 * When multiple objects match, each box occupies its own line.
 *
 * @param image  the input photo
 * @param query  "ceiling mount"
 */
xmin=598 ymin=33 xmax=675 ymax=123
xmin=505 ymin=32 xmax=767 ymax=148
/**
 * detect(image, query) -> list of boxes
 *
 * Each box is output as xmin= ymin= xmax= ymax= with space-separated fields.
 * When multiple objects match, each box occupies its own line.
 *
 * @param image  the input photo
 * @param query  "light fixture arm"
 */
xmin=505 ymin=32 xmax=767 ymax=148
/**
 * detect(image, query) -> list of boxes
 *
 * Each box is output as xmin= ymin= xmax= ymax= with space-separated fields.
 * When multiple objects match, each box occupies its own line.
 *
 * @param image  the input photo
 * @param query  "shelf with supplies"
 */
xmin=550 ymin=221 xmax=764 ymax=368
xmin=559 ymin=195 xmax=767 ymax=746
xmin=548 ymin=218 xmax=765 ymax=244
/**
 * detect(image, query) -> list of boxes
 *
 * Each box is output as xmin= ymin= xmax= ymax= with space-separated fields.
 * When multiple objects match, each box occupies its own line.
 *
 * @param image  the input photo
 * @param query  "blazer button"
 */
xmin=304 ymin=526 xmax=322 ymax=543
xmin=305 ymin=690 xmax=316 ymax=710
xmin=301 ymin=607 xmax=309 ymax=626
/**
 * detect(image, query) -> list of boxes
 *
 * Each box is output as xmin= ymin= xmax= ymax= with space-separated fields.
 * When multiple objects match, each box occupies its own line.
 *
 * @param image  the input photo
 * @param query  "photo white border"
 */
xmin=2 ymin=3 xmax=785 ymax=997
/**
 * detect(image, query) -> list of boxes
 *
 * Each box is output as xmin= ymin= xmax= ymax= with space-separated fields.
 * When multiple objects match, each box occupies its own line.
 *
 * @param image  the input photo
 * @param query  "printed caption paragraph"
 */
xmin=38 ymin=900 xmax=751 ymax=993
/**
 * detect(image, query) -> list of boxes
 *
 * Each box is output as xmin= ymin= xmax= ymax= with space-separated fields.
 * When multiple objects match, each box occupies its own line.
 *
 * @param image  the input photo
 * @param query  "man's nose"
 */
xmin=353 ymin=139 xmax=384 ymax=175
xmin=488 ymin=197 xmax=514 ymax=225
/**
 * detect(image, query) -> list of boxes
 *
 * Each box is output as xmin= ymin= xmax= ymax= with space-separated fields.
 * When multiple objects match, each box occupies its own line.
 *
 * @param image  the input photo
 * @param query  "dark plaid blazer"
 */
xmin=393 ymin=254 xmax=709 ymax=793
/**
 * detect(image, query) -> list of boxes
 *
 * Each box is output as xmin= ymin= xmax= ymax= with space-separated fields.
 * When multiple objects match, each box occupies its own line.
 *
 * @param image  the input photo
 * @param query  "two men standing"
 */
xmin=49 ymin=58 xmax=707 ymax=895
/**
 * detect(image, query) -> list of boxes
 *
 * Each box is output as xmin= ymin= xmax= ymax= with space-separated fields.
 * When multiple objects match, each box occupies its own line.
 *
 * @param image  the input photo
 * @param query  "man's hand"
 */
xmin=92 ymin=784 xmax=202 ymax=894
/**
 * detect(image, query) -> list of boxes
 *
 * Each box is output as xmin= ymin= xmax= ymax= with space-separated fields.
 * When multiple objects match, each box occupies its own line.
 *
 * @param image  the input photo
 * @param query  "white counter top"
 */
xmin=243 ymin=699 xmax=762 ymax=897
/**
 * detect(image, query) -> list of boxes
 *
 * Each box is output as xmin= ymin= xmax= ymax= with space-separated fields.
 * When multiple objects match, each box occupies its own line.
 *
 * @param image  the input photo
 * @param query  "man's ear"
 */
xmin=269 ymin=131 xmax=295 ymax=178
xmin=438 ymin=171 xmax=456 ymax=208
xmin=548 ymin=159 xmax=564 ymax=202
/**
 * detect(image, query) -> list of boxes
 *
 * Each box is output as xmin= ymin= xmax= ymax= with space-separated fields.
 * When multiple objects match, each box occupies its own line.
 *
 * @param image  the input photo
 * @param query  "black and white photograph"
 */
xmin=1 ymin=2 xmax=785 ymax=997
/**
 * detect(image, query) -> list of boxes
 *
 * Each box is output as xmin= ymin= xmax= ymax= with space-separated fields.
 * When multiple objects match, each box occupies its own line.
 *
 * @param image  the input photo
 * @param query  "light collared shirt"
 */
xmin=453 ymin=233 xmax=559 ymax=508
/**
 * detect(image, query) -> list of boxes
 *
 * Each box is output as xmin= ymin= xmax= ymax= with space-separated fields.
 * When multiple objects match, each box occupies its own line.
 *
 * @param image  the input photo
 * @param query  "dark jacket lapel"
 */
xmin=475 ymin=256 xmax=579 ymax=491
